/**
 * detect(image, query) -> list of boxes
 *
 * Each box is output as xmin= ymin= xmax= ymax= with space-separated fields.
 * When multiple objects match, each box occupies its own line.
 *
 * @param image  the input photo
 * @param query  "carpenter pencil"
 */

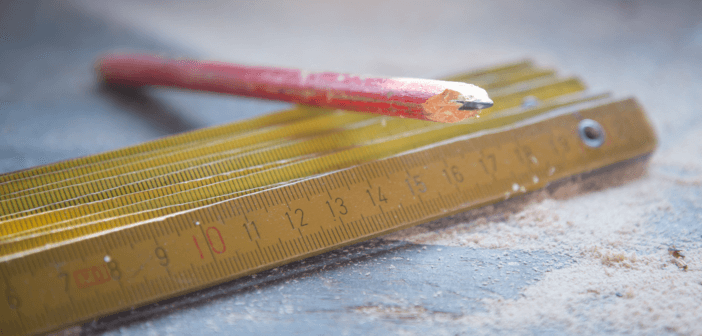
xmin=97 ymin=54 xmax=493 ymax=123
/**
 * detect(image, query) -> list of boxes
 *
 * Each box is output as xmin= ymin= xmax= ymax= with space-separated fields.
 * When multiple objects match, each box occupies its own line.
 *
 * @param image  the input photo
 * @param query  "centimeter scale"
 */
xmin=0 ymin=61 xmax=656 ymax=335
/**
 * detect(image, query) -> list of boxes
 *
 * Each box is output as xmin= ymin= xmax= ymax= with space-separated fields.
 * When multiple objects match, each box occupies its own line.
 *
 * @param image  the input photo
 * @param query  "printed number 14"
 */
xmin=366 ymin=187 xmax=388 ymax=206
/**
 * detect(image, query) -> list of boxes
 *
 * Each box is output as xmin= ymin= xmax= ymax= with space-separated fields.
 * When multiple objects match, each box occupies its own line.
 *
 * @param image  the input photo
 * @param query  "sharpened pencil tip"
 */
xmin=457 ymin=99 xmax=494 ymax=110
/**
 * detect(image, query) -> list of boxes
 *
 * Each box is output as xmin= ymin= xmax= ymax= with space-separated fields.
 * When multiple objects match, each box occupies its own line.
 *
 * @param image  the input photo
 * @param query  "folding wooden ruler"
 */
xmin=0 ymin=61 xmax=656 ymax=335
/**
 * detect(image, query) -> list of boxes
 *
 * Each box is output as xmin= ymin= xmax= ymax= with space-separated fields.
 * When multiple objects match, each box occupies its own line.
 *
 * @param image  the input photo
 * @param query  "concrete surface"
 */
xmin=1 ymin=1 xmax=702 ymax=335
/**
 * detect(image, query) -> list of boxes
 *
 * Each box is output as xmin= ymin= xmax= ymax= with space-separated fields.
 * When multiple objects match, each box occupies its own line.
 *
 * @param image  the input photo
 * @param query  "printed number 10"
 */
xmin=193 ymin=226 xmax=226 ymax=259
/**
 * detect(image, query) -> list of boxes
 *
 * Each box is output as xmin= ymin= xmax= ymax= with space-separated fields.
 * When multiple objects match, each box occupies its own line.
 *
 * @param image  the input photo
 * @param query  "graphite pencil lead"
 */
xmin=457 ymin=99 xmax=494 ymax=110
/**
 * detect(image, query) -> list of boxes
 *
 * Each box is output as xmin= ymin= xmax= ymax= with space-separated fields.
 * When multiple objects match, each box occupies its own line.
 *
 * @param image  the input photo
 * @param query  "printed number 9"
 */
xmin=155 ymin=247 xmax=169 ymax=266
xmin=5 ymin=287 xmax=20 ymax=309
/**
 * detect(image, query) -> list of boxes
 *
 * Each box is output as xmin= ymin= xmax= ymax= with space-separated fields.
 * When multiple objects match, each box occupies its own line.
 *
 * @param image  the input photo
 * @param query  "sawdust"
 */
xmin=458 ymin=251 xmax=702 ymax=335
xmin=385 ymin=156 xmax=702 ymax=335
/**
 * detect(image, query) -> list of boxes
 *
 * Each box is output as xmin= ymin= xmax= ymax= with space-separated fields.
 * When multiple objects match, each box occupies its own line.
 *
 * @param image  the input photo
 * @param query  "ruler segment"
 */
xmin=0 ymin=98 xmax=656 ymax=335
xmin=489 ymin=77 xmax=585 ymax=110
xmin=0 ymin=73 xmax=575 ymax=219
xmin=441 ymin=60 xmax=535 ymax=83
xmin=0 ymin=90 xmax=599 ymax=253
xmin=0 ymin=61 xmax=540 ymax=196
xmin=0 ymin=112 xmax=371 ymax=203
xmin=481 ymin=68 xmax=556 ymax=90
xmin=0 ymin=107 xmax=331 ymax=185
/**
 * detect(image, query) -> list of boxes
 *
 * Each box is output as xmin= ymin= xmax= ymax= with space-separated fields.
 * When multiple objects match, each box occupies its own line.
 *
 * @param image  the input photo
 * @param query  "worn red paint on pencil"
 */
xmin=97 ymin=54 xmax=493 ymax=123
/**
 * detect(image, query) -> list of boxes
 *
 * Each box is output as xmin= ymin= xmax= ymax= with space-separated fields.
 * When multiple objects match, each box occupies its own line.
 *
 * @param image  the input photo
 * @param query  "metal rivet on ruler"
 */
xmin=578 ymin=119 xmax=605 ymax=148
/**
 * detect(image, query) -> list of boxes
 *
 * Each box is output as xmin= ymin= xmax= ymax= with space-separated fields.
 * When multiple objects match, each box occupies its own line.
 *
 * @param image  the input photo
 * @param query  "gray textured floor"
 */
xmin=2 ymin=1 xmax=702 ymax=335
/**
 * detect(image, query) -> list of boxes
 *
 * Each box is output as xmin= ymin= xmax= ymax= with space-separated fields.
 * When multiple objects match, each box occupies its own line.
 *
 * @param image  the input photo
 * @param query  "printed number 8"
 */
xmin=107 ymin=261 xmax=121 ymax=280
xmin=155 ymin=247 xmax=169 ymax=266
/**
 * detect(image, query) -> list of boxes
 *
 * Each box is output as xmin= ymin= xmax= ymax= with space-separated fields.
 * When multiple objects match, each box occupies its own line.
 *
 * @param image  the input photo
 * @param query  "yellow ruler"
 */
xmin=0 ymin=61 xmax=656 ymax=335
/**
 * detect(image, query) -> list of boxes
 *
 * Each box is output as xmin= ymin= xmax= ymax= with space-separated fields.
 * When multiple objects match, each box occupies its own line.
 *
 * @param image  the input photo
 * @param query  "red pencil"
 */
xmin=96 ymin=54 xmax=493 ymax=123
